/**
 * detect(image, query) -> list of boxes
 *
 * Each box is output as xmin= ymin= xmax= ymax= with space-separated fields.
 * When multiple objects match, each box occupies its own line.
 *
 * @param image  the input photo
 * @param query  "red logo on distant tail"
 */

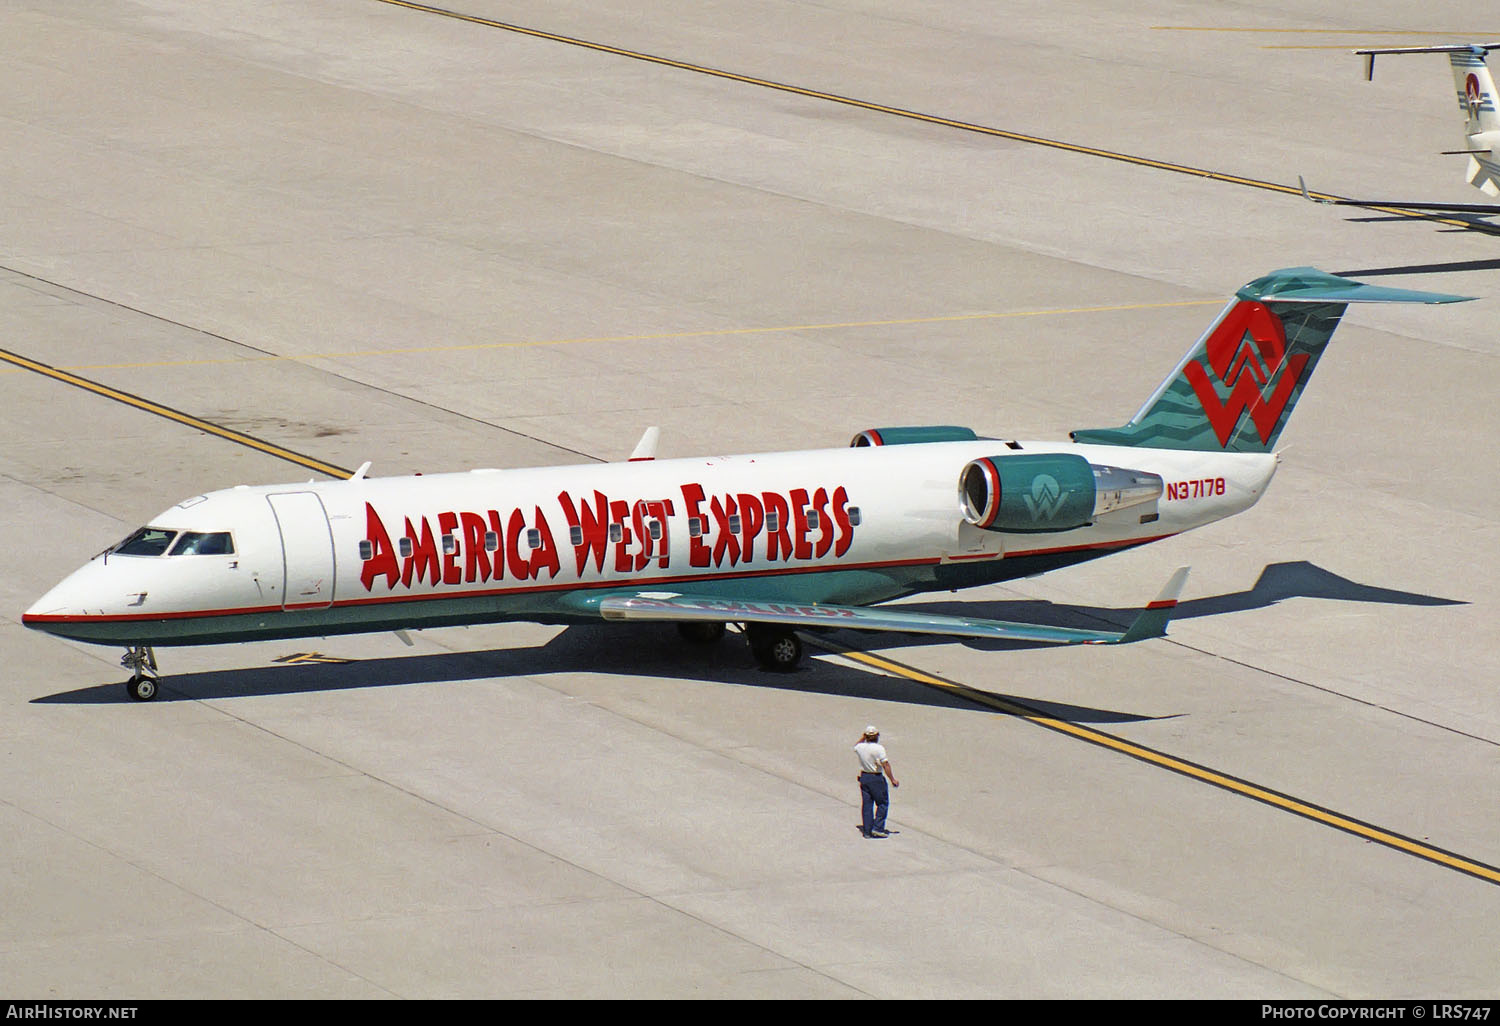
xmin=1183 ymin=301 xmax=1309 ymax=448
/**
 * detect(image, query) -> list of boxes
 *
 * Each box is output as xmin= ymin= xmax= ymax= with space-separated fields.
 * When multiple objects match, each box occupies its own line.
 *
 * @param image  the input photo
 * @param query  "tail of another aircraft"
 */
xmin=1449 ymin=46 xmax=1500 ymax=195
xmin=1070 ymin=268 xmax=1470 ymax=453
xmin=1359 ymin=43 xmax=1500 ymax=197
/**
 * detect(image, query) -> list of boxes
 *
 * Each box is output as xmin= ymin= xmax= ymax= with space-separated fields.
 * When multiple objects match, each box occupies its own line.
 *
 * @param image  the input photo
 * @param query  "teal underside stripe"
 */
xmin=43 ymin=566 xmax=935 ymax=646
xmin=40 ymin=541 xmax=1159 ymax=647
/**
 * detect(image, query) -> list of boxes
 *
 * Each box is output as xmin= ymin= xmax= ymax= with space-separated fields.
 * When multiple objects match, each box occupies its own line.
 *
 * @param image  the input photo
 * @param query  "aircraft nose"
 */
xmin=23 ymin=575 xmax=87 ymax=630
xmin=21 ymin=560 xmax=117 ymax=634
xmin=22 ymin=555 xmax=171 ymax=647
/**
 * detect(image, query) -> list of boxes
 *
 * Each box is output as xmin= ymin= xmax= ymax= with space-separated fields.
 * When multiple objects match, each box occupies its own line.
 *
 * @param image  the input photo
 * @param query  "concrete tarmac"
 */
xmin=3 ymin=0 xmax=1498 ymax=998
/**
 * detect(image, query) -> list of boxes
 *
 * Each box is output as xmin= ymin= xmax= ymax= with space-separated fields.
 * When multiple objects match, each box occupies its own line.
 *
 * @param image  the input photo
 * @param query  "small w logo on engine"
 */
xmin=1183 ymin=300 xmax=1309 ymax=449
xmin=1022 ymin=474 xmax=1069 ymax=521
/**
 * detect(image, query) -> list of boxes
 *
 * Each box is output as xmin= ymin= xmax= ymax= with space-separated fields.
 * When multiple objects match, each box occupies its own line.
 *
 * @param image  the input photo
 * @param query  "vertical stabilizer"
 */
xmin=1070 ymin=269 xmax=1471 ymax=453
xmin=1449 ymin=47 xmax=1500 ymax=195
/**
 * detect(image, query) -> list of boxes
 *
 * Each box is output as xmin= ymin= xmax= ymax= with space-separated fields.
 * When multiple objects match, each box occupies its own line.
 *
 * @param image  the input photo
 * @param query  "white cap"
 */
xmin=863 ymin=725 xmax=879 ymax=737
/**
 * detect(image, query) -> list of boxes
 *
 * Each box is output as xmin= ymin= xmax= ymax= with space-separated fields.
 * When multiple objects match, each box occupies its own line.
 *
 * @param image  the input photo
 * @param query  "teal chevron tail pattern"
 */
xmin=1071 ymin=268 xmax=1471 ymax=453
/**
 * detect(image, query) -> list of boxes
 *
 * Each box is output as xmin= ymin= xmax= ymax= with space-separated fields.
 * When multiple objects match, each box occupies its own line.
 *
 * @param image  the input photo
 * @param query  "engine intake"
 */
xmin=960 ymin=454 xmax=1162 ymax=533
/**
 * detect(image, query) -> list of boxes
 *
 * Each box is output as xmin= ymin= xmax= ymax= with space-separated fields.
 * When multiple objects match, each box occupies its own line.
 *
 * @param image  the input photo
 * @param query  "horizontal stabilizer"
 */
xmin=592 ymin=568 xmax=1190 ymax=646
xmin=1234 ymin=264 xmax=1475 ymax=305
xmin=1356 ymin=43 xmax=1500 ymax=81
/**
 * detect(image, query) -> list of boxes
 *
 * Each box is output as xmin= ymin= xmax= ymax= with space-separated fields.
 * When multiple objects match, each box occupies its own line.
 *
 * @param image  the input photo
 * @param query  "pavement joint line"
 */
xmin=187 ymin=679 xmax=859 ymax=995
xmin=0 ymin=299 xmax=1221 ymax=375
xmin=0 ymin=263 xmax=602 ymax=467
xmin=1151 ymin=26 xmax=1500 ymax=35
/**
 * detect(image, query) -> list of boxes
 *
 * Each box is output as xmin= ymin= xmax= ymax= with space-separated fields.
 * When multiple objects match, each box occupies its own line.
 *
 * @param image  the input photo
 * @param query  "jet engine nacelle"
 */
xmin=959 ymin=453 xmax=1163 ymax=533
xmin=850 ymin=425 xmax=979 ymax=447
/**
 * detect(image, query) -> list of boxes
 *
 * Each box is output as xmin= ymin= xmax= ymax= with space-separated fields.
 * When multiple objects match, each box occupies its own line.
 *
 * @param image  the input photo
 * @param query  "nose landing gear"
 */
xmin=121 ymin=646 xmax=160 ymax=701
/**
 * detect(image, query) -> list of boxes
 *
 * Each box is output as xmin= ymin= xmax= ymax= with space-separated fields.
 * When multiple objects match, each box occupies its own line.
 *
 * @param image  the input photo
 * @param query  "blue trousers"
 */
xmin=859 ymin=772 xmax=890 ymax=834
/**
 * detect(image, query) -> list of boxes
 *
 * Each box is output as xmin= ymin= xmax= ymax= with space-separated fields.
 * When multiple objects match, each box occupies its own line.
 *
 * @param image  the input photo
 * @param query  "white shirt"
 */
xmin=854 ymin=740 xmax=888 ymax=773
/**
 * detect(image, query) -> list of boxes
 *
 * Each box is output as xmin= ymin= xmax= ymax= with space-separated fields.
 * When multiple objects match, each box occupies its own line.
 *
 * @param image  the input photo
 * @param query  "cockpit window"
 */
xmin=168 ymin=532 xmax=235 ymax=556
xmin=113 ymin=527 xmax=178 ymax=557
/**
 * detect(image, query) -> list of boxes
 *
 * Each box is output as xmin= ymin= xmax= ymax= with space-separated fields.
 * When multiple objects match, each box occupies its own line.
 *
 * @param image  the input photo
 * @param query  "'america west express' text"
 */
xmin=359 ymin=482 xmax=858 ymax=591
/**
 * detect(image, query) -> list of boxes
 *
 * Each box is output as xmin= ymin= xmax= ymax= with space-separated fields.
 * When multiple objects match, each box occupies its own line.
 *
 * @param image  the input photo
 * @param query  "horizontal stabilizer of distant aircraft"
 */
xmin=21 ymin=268 xmax=1472 ymax=698
xmin=1315 ymin=43 xmax=1500 ymax=210
xmin=586 ymin=567 xmax=1190 ymax=647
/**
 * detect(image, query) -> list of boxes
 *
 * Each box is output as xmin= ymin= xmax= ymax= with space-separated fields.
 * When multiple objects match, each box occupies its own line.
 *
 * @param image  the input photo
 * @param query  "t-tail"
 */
xmin=1070 ymin=268 xmax=1471 ymax=453
xmin=1360 ymin=43 xmax=1500 ymax=198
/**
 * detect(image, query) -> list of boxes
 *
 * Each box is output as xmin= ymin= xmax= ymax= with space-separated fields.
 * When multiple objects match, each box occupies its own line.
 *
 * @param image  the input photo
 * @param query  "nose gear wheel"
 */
xmin=121 ymin=646 xmax=160 ymax=701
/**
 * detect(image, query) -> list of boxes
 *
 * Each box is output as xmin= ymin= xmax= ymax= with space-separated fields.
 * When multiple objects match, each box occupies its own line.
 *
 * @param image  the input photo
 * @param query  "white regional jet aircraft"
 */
xmin=1301 ymin=43 xmax=1500 ymax=214
xmin=23 ymin=269 xmax=1469 ymax=700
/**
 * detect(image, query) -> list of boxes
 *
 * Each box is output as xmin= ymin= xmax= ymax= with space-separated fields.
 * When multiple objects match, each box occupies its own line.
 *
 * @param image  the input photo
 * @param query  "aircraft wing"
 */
xmin=1298 ymin=176 xmax=1500 ymax=214
xmin=581 ymin=567 xmax=1190 ymax=646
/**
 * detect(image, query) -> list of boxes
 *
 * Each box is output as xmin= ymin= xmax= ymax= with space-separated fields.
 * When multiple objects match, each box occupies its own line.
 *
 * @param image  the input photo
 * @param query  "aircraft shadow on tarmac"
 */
xmin=34 ymin=625 xmax=1031 ymax=717
xmin=1336 ymin=215 xmax=1500 ymax=238
xmin=33 ymin=562 xmax=1461 ymax=723
xmin=1334 ymin=257 xmax=1500 ymax=276
xmin=898 ymin=559 xmax=1463 ymax=649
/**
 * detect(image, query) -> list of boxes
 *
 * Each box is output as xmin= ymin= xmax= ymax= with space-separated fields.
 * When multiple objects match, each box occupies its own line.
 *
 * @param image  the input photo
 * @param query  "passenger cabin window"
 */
xmin=114 ymin=528 xmax=178 ymax=557
xmin=358 ymin=540 xmax=374 ymax=561
xmin=169 ymin=532 xmax=235 ymax=556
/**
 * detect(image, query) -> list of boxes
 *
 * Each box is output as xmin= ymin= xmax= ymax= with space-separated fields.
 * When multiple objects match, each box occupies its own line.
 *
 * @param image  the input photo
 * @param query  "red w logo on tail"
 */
xmin=1183 ymin=301 xmax=1309 ymax=448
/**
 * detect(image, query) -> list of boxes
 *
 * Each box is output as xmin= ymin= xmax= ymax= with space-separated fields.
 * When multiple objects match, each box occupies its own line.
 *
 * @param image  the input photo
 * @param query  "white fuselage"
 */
xmin=23 ymin=440 xmax=1277 ymax=646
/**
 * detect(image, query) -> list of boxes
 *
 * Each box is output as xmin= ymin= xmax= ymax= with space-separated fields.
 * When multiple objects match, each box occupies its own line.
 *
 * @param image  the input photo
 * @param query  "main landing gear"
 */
xmin=745 ymin=624 xmax=803 ymax=673
xmin=121 ymin=645 xmax=160 ymax=702
xmin=676 ymin=620 xmax=804 ymax=672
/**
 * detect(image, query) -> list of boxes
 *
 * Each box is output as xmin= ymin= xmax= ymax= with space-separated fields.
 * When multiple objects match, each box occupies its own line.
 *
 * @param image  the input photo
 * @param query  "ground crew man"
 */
xmin=854 ymin=725 xmax=899 ymax=838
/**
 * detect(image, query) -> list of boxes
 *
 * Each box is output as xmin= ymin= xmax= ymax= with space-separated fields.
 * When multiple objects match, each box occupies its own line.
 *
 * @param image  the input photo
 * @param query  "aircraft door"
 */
xmin=266 ymin=492 xmax=335 ymax=611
